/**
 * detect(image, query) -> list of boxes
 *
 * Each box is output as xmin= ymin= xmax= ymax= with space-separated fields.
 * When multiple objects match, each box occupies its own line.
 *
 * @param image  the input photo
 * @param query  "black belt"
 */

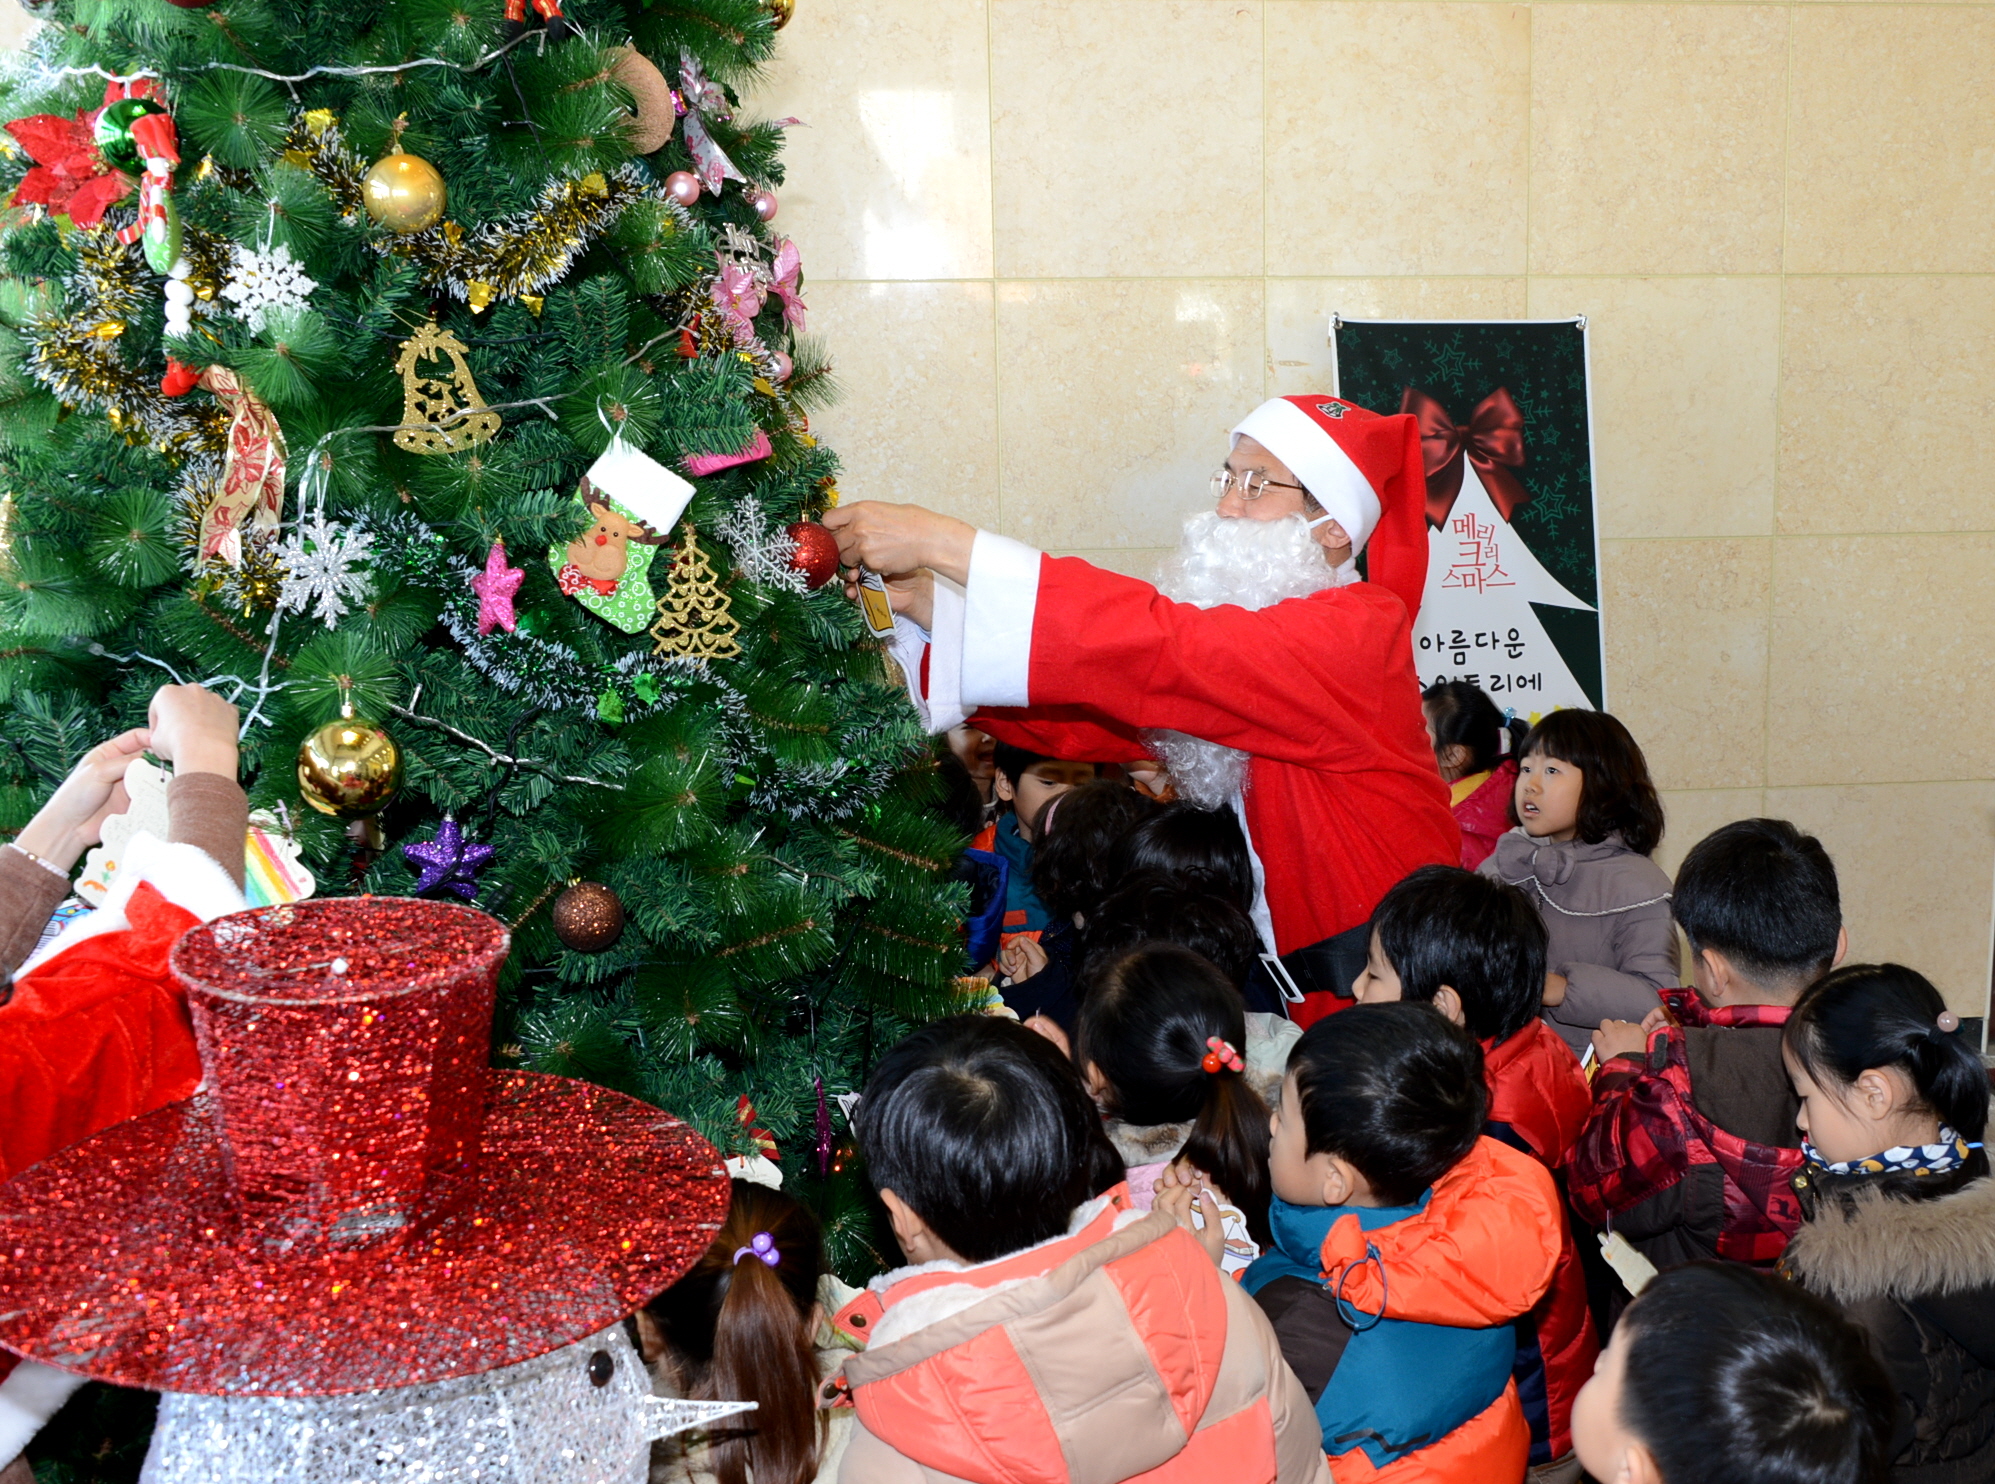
xmin=1241 ymin=918 xmax=1373 ymax=1017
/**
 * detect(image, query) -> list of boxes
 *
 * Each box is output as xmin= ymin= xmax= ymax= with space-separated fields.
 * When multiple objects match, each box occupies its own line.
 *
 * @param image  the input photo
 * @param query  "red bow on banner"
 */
xmin=1399 ymin=385 xmax=1530 ymax=528
xmin=5 ymin=79 xmax=156 ymax=228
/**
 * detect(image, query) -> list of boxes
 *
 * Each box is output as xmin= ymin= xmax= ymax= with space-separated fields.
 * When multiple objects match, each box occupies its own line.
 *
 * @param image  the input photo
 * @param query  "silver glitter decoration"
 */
xmin=140 ymin=1325 xmax=755 ymax=1484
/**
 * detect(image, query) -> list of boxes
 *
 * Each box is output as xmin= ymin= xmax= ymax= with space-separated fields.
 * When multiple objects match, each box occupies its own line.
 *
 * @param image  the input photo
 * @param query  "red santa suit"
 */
xmin=896 ymin=396 xmax=1457 ymax=1025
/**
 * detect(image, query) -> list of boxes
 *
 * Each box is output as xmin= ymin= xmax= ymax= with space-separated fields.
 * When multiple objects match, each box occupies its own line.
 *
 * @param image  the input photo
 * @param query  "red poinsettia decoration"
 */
xmin=5 ymin=80 xmax=155 ymax=229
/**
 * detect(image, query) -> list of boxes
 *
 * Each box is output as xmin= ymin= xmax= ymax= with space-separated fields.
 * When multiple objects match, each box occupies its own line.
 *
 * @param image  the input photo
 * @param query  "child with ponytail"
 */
xmin=1423 ymin=679 xmax=1529 ymax=870
xmin=1074 ymin=942 xmax=1272 ymax=1271
xmin=1778 ymin=964 xmax=1994 ymax=1480
xmin=637 ymin=1180 xmax=851 ymax=1484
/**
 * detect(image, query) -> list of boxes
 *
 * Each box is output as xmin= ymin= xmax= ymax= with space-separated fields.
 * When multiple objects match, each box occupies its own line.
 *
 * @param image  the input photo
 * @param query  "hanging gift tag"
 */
xmin=548 ymin=437 xmax=696 ymax=634
xmin=856 ymin=566 xmax=897 ymax=639
xmin=243 ymin=811 xmax=317 ymax=907
xmin=1599 ymin=1229 xmax=1659 ymax=1296
xmin=76 ymin=758 xmax=172 ymax=904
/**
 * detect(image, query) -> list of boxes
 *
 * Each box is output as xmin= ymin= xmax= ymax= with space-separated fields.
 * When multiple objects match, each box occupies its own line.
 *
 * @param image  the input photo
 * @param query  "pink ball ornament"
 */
xmin=665 ymin=171 xmax=702 ymax=207
xmin=749 ymin=187 xmax=779 ymax=222
xmin=769 ymin=351 xmax=793 ymax=381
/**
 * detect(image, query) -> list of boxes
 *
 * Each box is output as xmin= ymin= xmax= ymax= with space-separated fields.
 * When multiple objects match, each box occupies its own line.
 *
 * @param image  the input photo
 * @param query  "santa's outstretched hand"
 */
xmin=822 ymin=502 xmax=977 ymax=628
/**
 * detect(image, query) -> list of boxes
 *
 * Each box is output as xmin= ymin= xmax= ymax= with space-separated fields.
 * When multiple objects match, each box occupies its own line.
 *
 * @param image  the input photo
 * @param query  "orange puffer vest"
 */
xmin=831 ymin=1190 xmax=1330 ymax=1484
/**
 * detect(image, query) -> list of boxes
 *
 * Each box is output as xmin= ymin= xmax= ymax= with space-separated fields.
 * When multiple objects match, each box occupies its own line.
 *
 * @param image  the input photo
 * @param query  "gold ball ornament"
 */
xmin=296 ymin=702 xmax=405 ymax=817
xmin=610 ymin=47 xmax=676 ymax=155
xmin=362 ymin=153 xmax=447 ymax=233
xmin=766 ymin=0 xmax=795 ymax=28
xmin=552 ymin=880 xmax=625 ymax=953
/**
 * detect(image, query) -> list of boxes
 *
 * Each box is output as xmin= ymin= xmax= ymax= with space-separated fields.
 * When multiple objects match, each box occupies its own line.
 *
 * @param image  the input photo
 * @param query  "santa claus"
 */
xmin=824 ymin=394 xmax=1459 ymax=1025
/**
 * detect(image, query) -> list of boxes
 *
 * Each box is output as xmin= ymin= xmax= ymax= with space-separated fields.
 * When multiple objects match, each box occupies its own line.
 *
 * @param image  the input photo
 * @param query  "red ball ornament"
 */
xmin=749 ymin=187 xmax=779 ymax=222
xmin=665 ymin=171 xmax=702 ymax=207
xmin=785 ymin=521 xmax=840 ymax=590
xmin=159 ymin=0 xmax=215 ymax=10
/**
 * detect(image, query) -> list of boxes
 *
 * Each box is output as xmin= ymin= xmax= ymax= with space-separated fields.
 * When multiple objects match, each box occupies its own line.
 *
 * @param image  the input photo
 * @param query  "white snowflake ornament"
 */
xmin=277 ymin=512 xmax=374 ymax=627
xmin=221 ymin=243 xmax=317 ymax=332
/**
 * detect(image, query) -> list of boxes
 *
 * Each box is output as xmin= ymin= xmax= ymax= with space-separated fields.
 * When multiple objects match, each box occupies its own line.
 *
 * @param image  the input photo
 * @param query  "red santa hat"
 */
xmin=1229 ymin=394 xmax=1431 ymax=619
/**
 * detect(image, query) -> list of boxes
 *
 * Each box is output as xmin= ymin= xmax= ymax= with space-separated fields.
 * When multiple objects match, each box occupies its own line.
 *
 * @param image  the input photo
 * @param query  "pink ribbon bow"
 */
xmin=677 ymin=51 xmax=747 ymax=194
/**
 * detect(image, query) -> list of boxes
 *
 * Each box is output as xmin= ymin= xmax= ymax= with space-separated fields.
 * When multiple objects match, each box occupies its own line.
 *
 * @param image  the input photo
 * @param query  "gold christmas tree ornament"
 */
xmin=393 ymin=320 xmax=501 ymax=454
xmin=296 ymin=690 xmax=404 ymax=817
xmin=650 ymin=523 xmax=741 ymax=661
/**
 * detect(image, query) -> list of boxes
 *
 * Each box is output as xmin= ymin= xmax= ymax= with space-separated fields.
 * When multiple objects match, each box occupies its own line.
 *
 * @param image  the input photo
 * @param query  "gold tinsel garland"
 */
xmin=281 ymin=115 xmax=650 ymax=309
xmin=21 ymin=225 xmax=230 ymax=460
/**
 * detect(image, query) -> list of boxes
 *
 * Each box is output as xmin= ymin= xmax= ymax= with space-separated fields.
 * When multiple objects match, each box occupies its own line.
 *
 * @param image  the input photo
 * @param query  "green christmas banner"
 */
xmin=1333 ymin=317 xmax=1605 ymax=718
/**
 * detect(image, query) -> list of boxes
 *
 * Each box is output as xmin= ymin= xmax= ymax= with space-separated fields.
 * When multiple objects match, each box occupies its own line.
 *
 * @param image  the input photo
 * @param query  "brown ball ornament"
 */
xmin=785 ymin=521 xmax=840 ymax=590
xmin=552 ymin=880 xmax=625 ymax=952
xmin=610 ymin=46 xmax=676 ymax=155
xmin=296 ymin=706 xmax=404 ymax=817
xmin=362 ymin=153 xmax=447 ymax=233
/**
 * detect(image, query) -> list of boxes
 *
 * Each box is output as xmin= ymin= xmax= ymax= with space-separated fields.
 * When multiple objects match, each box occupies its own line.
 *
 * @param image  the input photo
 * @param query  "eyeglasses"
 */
xmin=1210 ymin=468 xmax=1307 ymax=503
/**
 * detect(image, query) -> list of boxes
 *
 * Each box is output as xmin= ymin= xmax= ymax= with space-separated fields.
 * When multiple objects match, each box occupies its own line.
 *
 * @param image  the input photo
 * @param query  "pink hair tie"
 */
xmin=732 ymin=1231 xmax=780 ymax=1268
xmin=1937 ymin=1011 xmax=1961 ymax=1034
xmin=1200 ymin=1037 xmax=1244 ymax=1075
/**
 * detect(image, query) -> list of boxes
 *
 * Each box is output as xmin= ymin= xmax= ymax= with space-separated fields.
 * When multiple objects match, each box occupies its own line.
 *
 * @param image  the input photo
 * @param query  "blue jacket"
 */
xmin=1242 ymin=1194 xmax=1517 ymax=1469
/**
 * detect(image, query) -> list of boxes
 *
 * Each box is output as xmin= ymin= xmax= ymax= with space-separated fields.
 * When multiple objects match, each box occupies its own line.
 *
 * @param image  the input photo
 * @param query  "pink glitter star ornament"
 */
xmin=471 ymin=538 xmax=525 ymax=635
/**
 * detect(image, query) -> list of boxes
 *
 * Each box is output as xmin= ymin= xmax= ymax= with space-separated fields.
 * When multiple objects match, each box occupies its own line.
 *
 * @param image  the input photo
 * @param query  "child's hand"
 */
xmin=1639 ymin=1006 xmax=1671 ymax=1034
xmin=1154 ymin=1177 xmax=1227 ymax=1269
xmin=1542 ymin=971 xmax=1569 ymax=1006
xmin=12 ymin=727 xmax=151 ymax=872
xmin=147 ymin=683 xmax=238 ymax=778
xmin=1022 ymin=1014 xmax=1069 ymax=1057
xmin=997 ymin=934 xmax=1048 ymax=984
xmin=1592 ymin=1018 xmax=1651 ymax=1064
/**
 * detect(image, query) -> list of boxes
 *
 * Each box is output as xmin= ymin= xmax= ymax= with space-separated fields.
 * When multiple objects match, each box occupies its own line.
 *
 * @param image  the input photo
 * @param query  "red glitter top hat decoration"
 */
xmin=0 ymin=897 xmax=729 ymax=1397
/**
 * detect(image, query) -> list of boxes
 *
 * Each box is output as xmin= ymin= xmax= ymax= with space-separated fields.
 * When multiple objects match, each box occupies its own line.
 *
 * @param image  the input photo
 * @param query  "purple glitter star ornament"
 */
xmin=401 ymin=816 xmax=495 ymax=900
xmin=470 ymin=539 xmax=525 ymax=636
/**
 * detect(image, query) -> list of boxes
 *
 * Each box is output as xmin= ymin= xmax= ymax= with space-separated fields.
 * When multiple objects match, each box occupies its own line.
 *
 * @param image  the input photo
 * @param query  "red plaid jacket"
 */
xmin=1568 ymin=990 xmax=1804 ymax=1266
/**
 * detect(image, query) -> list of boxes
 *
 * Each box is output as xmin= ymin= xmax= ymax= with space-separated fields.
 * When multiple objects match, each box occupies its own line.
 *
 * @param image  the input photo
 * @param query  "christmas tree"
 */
xmin=0 ymin=0 xmax=969 ymax=1285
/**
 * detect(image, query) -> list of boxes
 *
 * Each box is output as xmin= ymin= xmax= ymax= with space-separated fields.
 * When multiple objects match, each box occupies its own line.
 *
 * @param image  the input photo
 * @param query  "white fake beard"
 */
xmin=1147 ymin=511 xmax=1340 ymax=808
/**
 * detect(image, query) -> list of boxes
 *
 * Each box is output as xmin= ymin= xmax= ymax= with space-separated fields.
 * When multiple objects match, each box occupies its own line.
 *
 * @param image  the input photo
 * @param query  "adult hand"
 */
xmin=840 ymin=566 xmax=935 ymax=630
xmin=821 ymin=502 xmax=978 ymax=587
xmin=12 ymin=727 xmax=151 ymax=872
xmin=1542 ymin=971 xmax=1569 ymax=1007
xmin=147 ymin=684 xmax=238 ymax=779
xmin=1592 ymin=1019 xmax=1651 ymax=1064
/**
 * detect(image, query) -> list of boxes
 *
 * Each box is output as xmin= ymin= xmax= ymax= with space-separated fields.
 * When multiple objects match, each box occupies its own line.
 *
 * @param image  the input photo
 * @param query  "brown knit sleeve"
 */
xmin=166 ymin=772 xmax=249 ymax=891
xmin=0 ymin=846 xmax=73 ymax=985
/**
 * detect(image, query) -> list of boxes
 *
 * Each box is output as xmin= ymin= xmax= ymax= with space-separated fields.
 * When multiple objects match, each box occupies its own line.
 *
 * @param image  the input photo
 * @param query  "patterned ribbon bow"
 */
xmin=1399 ymin=385 xmax=1530 ymax=529
xmin=115 ymin=110 xmax=179 ymax=249
xmin=677 ymin=51 xmax=747 ymax=194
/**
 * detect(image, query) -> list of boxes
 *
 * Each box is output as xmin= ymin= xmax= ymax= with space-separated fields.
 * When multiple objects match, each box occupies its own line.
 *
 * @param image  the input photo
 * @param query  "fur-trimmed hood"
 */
xmin=1784 ymin=1175 xmax=1995 ymax=1306
xmin=1104 ymin=1118 xmax=1195 ymax=1169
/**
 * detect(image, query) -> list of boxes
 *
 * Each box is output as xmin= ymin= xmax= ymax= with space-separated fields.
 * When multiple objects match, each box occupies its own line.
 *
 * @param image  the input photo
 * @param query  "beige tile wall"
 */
xmin=758 ymin=0 xmax=1995 ymax=1018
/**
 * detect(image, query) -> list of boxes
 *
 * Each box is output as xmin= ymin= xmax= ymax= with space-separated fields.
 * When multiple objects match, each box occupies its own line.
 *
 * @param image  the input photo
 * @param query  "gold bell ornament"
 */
xmin=297 ymin=687 xmax=404 ymax=817
xmin=393 ymin=319 xmax=501 ymax=454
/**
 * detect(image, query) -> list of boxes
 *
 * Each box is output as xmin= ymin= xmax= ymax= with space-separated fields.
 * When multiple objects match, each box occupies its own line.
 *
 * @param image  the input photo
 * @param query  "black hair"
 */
xmin=1107 ymin=804 xmax=1256 ymax=916
xmin=855 ymin=1015 xmax=1118 ymax=1263
xmin=1029 ymin=779 xmax=1157 ymax=924
xmin=1288 ymin=1002 xmax=1486 ymax=1207
xmin=1674 ymin=819 xmax=1841 ymax=989
xmin=1616 ymin=1263 xmax=1896 ymax=1484
xmin=1076 ymin=943 xmax=1270 ymax=1243
xmin=1372 ymin=865 xmax=1547 ymax=1044
xmin=1518 ymin=710 xmax=1665 ymax=857
xmin=1785 ymin=963 xmax=1990 ymax=1193
xmin=991 ymin=740 xmax=1053 ymax=788
xmin=931 ymin=747 xmax=988 ymax=840
xmin=1422 ymin=679 xmax=1528 ymax=778
xmin=1078 ymin=872 xmax=1262 ymax=990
